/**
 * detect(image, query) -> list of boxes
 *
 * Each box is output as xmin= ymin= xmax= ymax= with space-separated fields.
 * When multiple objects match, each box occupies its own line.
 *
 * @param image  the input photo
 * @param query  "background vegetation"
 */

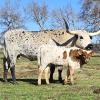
xmin=0 ymin=0 xmax=99 ymax=32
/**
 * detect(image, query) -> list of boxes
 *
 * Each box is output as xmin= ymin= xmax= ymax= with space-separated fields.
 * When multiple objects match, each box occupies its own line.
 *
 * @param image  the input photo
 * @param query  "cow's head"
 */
xmin=63 ymin=19 xmax=100 ymax=50
xmin=69 ymin=30 xmax=100 ymax=50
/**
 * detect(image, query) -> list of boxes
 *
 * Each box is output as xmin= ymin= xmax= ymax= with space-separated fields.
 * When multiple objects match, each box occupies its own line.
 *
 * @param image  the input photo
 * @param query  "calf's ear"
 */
xmin=63 ymin=51 xmax=67 ymax=59
xmin=89 ymin=51 xmax=94 ymax=56
xmin=69 ymin=49 xmax=74 ymax=57
xmin=69 ymin=49 xmax=81 ymax=58
xmin=77 ymin=49 xmax=83 ymax=55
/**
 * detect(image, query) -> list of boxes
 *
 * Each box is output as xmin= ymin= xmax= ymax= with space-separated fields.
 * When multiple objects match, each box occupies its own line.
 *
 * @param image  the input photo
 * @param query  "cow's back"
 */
xmin=4 ymin=29 xmax=73 ymax=58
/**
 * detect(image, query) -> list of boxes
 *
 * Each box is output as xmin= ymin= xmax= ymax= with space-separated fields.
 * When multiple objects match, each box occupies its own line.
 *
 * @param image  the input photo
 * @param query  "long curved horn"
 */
xmin=62 ymin=19 xmax=80 ymax=35
xmin=59 ymin=9 xmax=69 ymax=32
xmin=89 ymin=30 xmax=100 ymax=36
xmin=68 ymin=30 xmax=80 ymax=35
xmin=63 ymin=18 xmax=75 ymax=35
xmin=63 ymin=17 xmax=69 ymax=31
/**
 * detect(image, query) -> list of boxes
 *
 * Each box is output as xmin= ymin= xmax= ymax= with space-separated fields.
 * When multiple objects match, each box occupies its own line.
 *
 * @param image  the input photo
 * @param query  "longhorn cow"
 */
xmin=3 ymin=23 xmax=100 ymax=83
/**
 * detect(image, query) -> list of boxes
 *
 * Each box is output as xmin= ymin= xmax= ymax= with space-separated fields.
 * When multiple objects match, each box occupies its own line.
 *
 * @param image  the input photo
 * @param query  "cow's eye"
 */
xmin=90 ymin=36 xmax=92 ymax=39
xmin=80 ymin=36 xmax=83 ymax=39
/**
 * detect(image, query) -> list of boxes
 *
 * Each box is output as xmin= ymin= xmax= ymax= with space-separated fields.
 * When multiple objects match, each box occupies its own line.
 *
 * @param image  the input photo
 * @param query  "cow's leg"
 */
xmin=3 ymin=57 xmax=9 ymax=82
xmin=58 ymin=66 xmax=63 ymax=83
xmin=49 ymin=64 xmax=55 ymax=82
xmin=38 ymin=67 xmax=44 ymax=85
xmin=10 ymin=63 xmax=16 ymax=83
xmin=69 ymin=68 xmax=75 ymax=85
xmin=44 ymin=67 xmax=49 ymax=84
xmin=10 ymin=56 xmax=17 ymax=83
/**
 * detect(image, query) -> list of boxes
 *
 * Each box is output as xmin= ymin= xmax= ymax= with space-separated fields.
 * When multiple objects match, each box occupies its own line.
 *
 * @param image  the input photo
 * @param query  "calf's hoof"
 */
xmin=38 ymin=83 xmax=42 ymax=86
xmin=46 ymin=81 xmax=50 ymax=85
xmin=63 ymin=80 xmax=68 ymax=85
xmin=70 ymin=82 xmax=74 ymax=85
xmin=38 ymin=81 xmax=41 ymax=85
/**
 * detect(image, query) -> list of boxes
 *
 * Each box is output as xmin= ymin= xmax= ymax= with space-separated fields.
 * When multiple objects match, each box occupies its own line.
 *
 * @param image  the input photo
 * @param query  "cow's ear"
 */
xmin=75 ymin=34 xmax=78 ymax=39
xmin=63 ymin=51 xmax=67 ymax=59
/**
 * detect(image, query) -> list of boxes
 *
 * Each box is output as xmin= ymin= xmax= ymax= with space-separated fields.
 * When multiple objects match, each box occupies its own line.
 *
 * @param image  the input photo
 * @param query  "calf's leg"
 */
xmin=44 ymin=67 xmax=49 ymax=84
xmin=38 ymin=67 xmax=44 ymax=85
xmin=64 ymin=68 xmax=70 ymax=84
xmin=69 ymin=68 xmax=75 ymax=85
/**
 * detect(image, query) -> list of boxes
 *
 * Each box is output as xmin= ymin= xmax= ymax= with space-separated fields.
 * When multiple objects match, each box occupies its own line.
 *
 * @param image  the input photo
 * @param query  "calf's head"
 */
xmin=69 ymin=49 xmax=94 ymax=64
xmin=81 ymin=50 xmax=94 ymax=64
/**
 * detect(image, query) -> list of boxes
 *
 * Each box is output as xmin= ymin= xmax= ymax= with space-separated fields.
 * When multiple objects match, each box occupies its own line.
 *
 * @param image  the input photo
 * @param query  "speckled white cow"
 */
xmin=3 ymin=28 xmax=100 ymax=83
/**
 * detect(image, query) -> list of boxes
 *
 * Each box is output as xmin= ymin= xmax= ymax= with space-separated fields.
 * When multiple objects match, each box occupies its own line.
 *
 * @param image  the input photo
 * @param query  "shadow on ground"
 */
xmin=0 ymin=78 xmax=63 ymax=85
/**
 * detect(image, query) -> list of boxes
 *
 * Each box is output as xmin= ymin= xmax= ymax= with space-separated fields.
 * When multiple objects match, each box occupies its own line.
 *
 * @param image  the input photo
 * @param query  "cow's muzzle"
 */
xmin=85 ymin=44 xmax=93 ymax=50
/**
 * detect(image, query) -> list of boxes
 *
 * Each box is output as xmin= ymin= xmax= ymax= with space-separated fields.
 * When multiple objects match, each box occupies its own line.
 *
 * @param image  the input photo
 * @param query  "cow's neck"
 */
xmin=52 ymin=35 xmax=78 ymax=47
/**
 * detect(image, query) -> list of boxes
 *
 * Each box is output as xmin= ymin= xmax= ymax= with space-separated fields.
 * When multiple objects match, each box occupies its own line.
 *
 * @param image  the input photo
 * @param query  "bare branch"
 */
xmin=26 ymin=1 xmax=48 ymax=30
xmin=0 ymin=0 xmax=25 ymax=31
xmin=51 ymin=5 xmax=78 ymax=30
xmin=80 ymin=0 xmax=100 ymax=31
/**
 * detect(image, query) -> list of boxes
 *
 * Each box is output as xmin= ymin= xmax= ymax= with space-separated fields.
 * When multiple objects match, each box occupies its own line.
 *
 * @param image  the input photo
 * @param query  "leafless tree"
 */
xmin=26 ymin=1 xmax=48 ymax=30
xmin=0 ymin=0 xmax=25 ymax=32
xmin=80 ymin=0 xmax=100 ymax=32
xmin=51 ymin=4 xmax=78 ymax=30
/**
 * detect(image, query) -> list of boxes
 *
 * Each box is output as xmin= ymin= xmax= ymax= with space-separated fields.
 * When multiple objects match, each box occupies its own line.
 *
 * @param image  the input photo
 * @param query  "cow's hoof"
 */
xmin=59 ymin=80 xmax=63 ymax=83
xmin=49 ymin=78 xmax=54 ymax=83
xmin=10 ymin=81 xmax=18 ymax=84
xmin=58 ymin=78 xmax=63 ymax=83
xmin=3 ymin=79 xmax=8 ymax=83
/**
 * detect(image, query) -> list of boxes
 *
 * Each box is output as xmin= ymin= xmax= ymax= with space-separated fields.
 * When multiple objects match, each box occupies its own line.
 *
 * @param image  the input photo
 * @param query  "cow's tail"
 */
xmin=3 ymin=39 xmax=8 ymax=58
xmin=3 ymin=38 xmax=9 ymax=70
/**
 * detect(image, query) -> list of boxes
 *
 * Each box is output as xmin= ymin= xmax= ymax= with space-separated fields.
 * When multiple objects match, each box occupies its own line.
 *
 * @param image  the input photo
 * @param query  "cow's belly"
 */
xmin=17 ymin=38 xmax=55 ymax=60
xmin=18 ymin=46 xmax=38 ymax=60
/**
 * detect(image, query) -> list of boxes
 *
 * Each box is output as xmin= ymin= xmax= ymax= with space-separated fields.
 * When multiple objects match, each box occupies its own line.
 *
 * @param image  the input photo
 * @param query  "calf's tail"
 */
xmin=37 ymin=47 xmax=41 ymax=67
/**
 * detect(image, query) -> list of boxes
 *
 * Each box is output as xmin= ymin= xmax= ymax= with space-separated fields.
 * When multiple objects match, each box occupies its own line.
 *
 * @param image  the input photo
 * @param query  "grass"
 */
xmin=0 ymin=52 xmax=100 ymax=100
